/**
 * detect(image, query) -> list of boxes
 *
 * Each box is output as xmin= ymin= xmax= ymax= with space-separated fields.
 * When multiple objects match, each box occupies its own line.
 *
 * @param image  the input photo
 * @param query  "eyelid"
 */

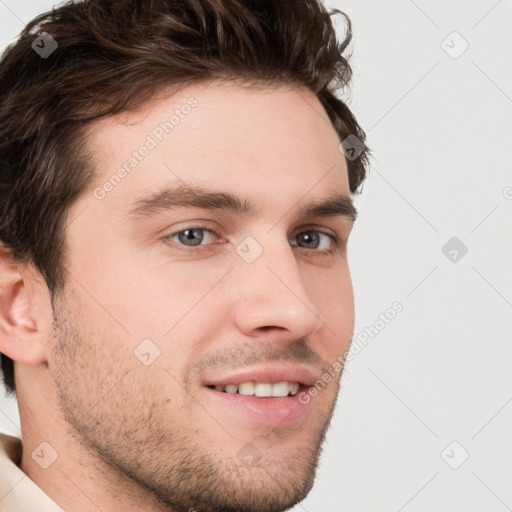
xmin=291 ymin=221 xmax=343 ymax=244
xmin=167 ymin=223 xmax=216 ymax=236
xmin=290 ymin=228 xmax=341 ymax=254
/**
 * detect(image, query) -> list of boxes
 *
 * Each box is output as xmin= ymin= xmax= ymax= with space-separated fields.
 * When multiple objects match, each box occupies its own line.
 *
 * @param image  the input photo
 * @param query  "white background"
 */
xmin=1 ymin=1 xmax=511 ymax=511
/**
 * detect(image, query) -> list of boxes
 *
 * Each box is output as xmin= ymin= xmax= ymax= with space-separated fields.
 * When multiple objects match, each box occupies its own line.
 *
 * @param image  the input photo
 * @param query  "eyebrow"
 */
xmin=128 ymin=183 xmax=357 ymax=223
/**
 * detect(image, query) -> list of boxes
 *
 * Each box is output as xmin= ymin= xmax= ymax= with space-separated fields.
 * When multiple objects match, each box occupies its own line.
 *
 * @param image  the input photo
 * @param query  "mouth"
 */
xmin=206 ymin=381 xmax=301 ymax=397
xmin=201 ymin=365 xmax=319 ymax=427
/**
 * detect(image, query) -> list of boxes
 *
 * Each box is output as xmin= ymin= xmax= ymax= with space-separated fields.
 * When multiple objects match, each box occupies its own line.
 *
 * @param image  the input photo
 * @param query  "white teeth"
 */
xmin=289 ymin=382 xmax=300 ymax=396
xmin=272 ymin=382 xmax=290 ymax=397
xmin=212 ymin=381 xmax=301 ymax=397
xmin=225 ymin=384 xmax=238 ymax=394
xmin=254 ymin=383 xmax=272 ymax=397
xmin=238 ymin=382 xmax=255 ymax=395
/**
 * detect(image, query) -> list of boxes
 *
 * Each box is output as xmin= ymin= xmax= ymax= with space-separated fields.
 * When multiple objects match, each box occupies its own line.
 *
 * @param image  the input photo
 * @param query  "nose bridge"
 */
xmin=231 ymin=231 xmax=324 ymax=336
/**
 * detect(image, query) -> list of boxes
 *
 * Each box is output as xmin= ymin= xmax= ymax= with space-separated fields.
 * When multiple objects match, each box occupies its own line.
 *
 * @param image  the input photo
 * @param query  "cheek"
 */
xmin=124 ymin=264 xmax=229 ymax=346
xmin=70 ymin=245 xmax=225 ymax=343
xmin=304 ymin=262 xmax=354 ymax=351
xmin=306 ymin=259 xmax=354 ymax=310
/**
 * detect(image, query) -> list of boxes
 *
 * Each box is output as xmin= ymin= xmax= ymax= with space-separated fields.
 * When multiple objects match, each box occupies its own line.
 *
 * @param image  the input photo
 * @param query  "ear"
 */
xmin=0 ymin=243 xmax=49 ymax=365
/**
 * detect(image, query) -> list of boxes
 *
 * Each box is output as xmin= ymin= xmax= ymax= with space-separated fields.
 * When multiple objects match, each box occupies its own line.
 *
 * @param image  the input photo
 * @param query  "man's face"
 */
xmin=49 ymin=80 xmax=355 ymax=512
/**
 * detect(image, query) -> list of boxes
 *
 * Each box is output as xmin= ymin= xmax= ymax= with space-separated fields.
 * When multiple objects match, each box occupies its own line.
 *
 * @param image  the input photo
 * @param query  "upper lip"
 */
xmin=201 ymin=363 xmax=321 ymax=388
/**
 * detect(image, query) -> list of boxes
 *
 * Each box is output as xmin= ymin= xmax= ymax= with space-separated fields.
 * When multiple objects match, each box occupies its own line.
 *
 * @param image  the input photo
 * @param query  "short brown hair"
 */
xmin=0 ymin=0 xmax=369 ymax=396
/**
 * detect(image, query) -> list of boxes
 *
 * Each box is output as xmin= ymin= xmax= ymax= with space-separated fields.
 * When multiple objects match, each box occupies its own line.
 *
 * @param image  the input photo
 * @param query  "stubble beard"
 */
xmin=48 ymin=294 xmax=341 ymax=512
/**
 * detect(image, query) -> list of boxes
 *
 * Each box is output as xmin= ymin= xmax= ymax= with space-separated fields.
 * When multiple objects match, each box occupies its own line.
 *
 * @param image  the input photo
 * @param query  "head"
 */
xmin=0 ymin=1 xmax=368 ymax=511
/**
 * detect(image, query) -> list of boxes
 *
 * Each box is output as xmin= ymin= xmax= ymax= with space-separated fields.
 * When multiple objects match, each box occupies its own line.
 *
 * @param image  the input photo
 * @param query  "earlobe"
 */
xmin=0 ymin=245 xmax=48 ymax=365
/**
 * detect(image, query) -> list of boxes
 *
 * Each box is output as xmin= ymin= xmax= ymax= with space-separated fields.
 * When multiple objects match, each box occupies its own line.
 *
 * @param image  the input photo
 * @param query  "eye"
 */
xmin=290 ymin=230 xmax=337 ymax=252
xmin=164 ymin=225 xmax=340 ymax=254
xmin=167 ymin=226 xmax=218 ymax=247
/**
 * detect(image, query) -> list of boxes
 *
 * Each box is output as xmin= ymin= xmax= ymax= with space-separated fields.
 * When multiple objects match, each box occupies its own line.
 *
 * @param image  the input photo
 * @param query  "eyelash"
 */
xmin=164 ymin=223 xmax=342 ymax=256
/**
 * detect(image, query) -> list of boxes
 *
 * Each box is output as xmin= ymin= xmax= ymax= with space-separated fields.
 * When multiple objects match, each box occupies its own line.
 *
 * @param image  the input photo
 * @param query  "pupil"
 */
xmin=299 ymin=232 xmax=319 ymax=248
xmin=179 ymin=229 xmax=203 ymax=246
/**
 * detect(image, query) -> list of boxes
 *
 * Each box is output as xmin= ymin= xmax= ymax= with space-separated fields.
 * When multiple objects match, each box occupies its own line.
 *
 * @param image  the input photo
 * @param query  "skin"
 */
xmin=0 ymin=79 xmax=355 ymax=512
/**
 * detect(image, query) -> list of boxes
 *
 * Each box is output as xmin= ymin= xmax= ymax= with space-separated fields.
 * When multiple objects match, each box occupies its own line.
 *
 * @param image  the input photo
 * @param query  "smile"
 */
xmin=208 ymin=381 xmax=300 ymax=397
xmin=201 ymin=364 xmax=320 ymax=427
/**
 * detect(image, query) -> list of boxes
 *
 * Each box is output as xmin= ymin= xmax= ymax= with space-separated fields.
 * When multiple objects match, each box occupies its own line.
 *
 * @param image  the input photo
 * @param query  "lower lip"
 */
xmin=202 ymin=387 xmax=310 ymax=427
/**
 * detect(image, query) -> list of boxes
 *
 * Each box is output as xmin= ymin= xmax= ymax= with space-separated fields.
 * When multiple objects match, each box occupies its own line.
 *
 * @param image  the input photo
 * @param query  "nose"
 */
xmin=231 ymin=235 xmax=325 ymax=340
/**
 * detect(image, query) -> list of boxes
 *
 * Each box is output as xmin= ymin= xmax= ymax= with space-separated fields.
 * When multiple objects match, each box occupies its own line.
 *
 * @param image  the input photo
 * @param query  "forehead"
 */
xmin=83 ymin=80 xmax=350 ymax=217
